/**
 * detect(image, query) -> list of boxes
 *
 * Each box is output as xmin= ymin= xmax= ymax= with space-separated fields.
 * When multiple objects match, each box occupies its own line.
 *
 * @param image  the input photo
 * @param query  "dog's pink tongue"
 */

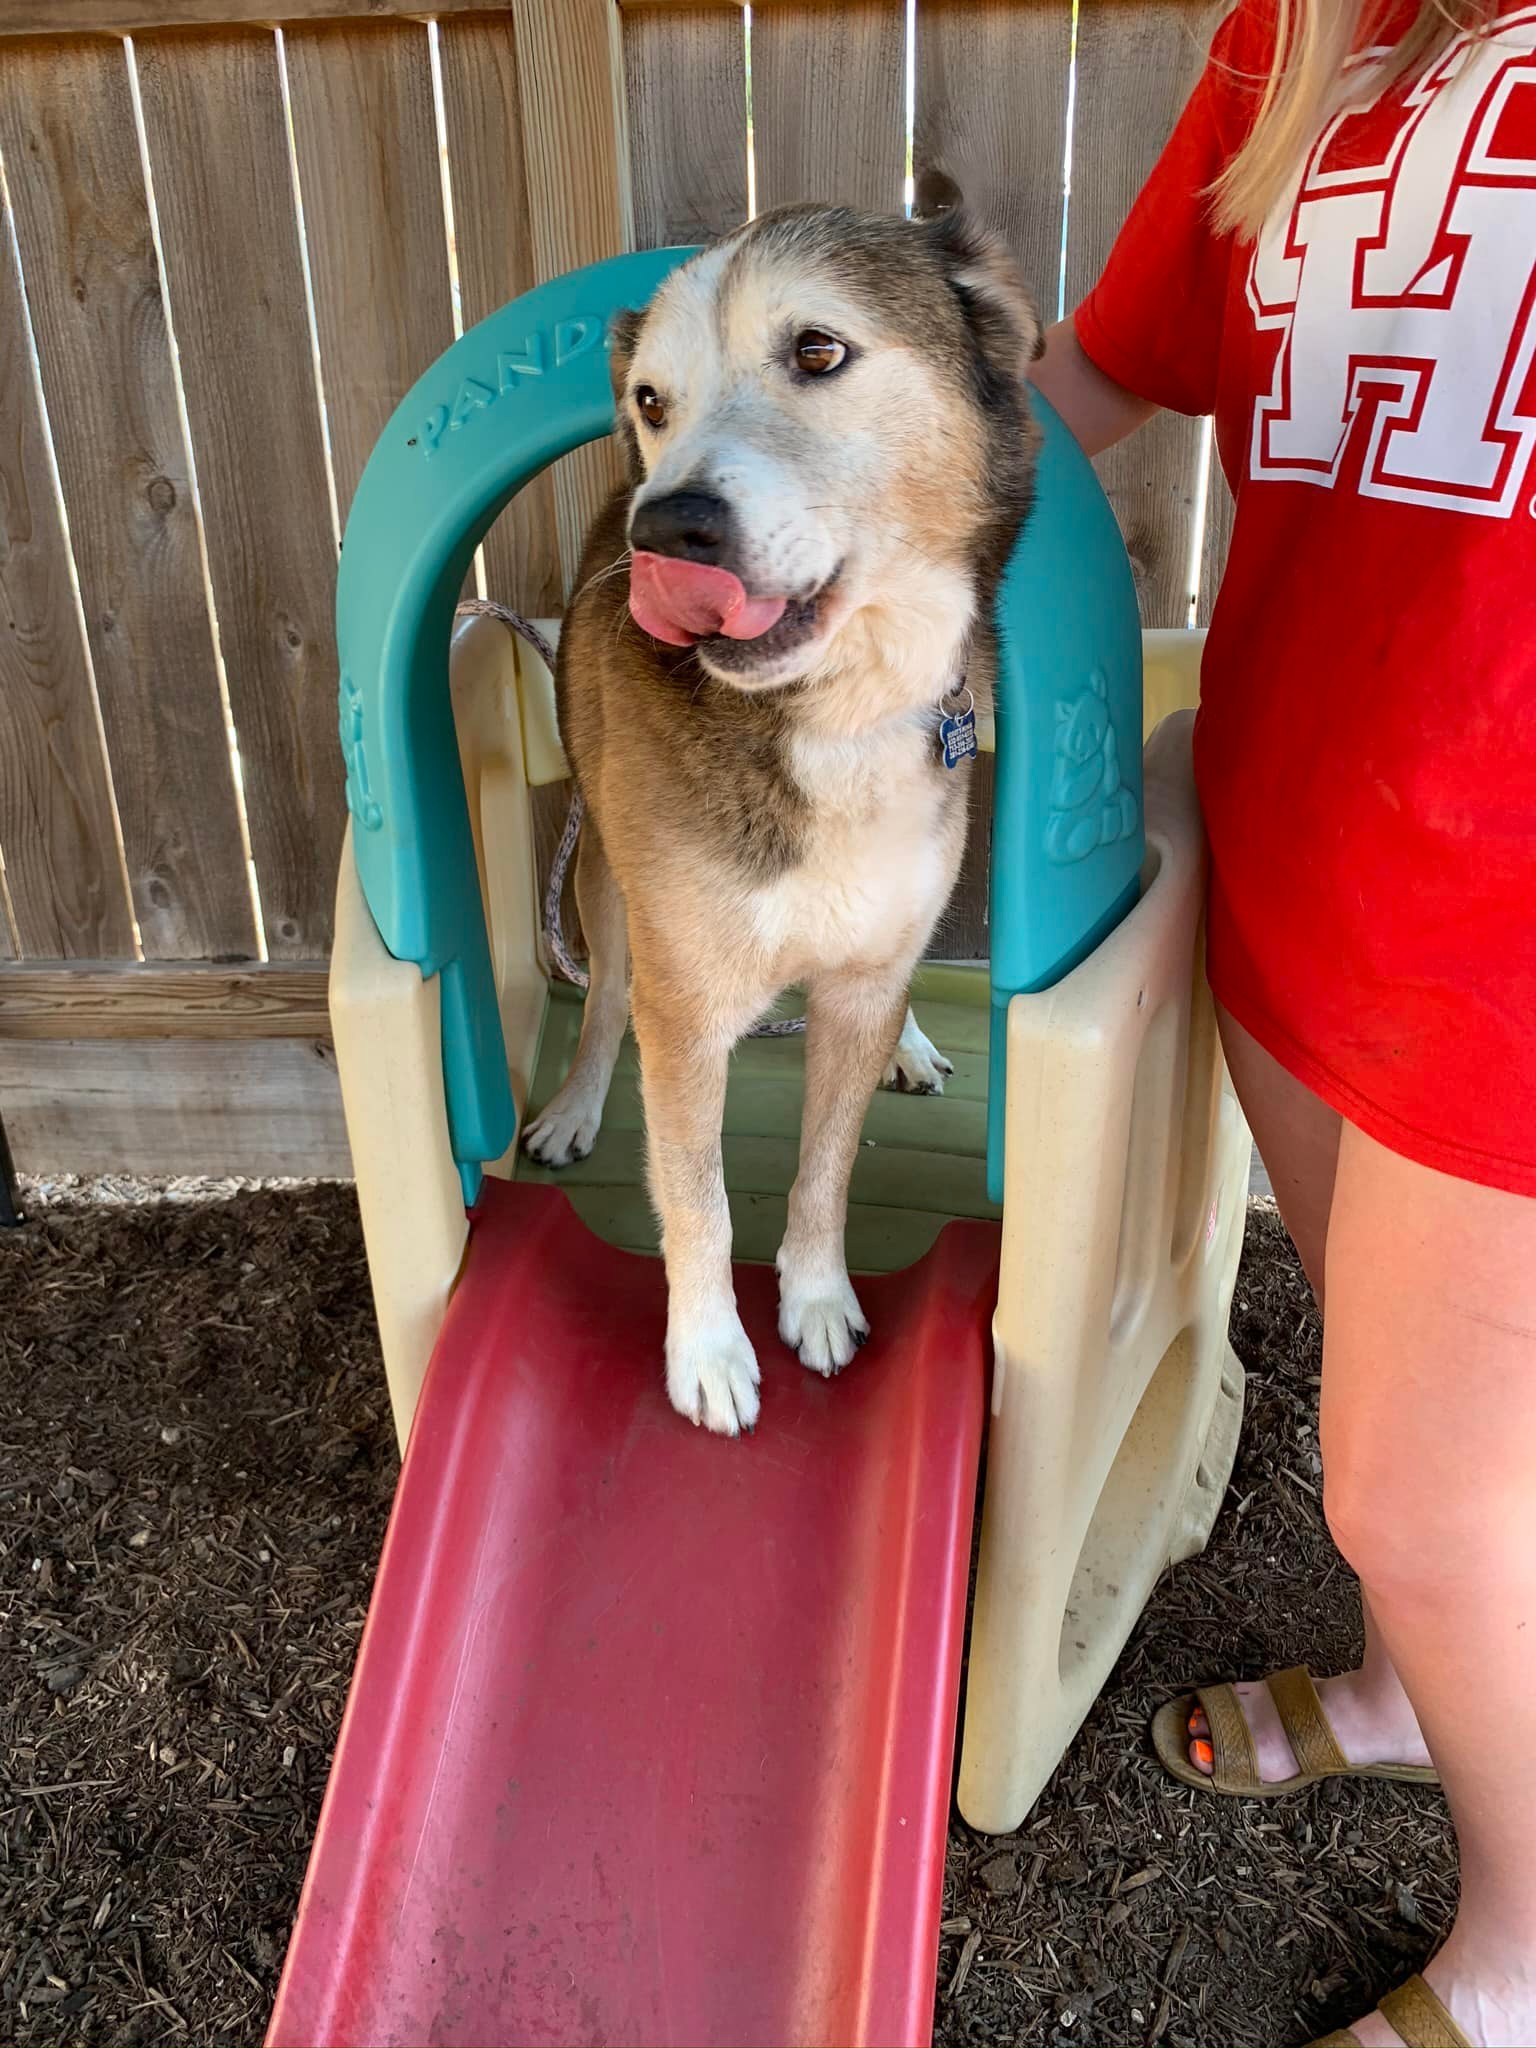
xmin=629 ymin=551 xmax=787 ymax=646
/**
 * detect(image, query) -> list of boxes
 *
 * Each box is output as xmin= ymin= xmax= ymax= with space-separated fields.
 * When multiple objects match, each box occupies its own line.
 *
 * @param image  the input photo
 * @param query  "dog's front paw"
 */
xmin=881 ymin=1016 xmax=954 ymax=1097
xmin=776 ymin=1261 xmax=869 ymax=1376
xmin=666 ymin=1315 xmax=762 ymax=1436
xmin=521 ymin=1084 xmax=604 ymax=1169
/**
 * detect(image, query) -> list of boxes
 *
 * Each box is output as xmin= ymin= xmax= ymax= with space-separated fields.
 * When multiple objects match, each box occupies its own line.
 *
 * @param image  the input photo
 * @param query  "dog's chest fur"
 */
xmin=558 ymin=492 xmax=971 ymax=999
xmin=745 ymin=718 xmax=956 ymax=977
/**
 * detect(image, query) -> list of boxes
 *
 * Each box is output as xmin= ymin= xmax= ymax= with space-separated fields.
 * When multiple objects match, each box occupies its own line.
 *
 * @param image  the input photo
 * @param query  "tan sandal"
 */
xmin=1151 ymin=1664 xmax=1441 ymax=1797
xmin=1311 ymin=1972 xmax=1471 ymax=2048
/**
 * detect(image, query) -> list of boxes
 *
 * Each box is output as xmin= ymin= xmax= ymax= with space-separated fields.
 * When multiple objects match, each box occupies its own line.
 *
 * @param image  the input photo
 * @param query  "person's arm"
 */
xmin=1031 ymin=4 xmax=1255 ymax=458
xmin=1029 ymin=319 xmax=1159 ymax=456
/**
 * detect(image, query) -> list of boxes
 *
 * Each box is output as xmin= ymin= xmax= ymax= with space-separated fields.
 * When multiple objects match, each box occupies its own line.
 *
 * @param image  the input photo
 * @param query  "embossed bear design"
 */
xmin=1045 ymin=668 xmax=1139 ymax=865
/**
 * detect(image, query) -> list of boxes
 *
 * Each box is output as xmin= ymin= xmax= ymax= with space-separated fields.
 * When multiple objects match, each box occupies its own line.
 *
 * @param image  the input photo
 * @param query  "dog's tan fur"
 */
xmin=523 ymin=203 xmax=1041 ymax=1433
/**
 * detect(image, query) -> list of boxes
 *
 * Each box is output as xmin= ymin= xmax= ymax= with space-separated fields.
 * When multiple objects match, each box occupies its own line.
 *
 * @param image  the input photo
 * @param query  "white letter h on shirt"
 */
xmin=1248 ymin=17 xmax=1536 ymax=519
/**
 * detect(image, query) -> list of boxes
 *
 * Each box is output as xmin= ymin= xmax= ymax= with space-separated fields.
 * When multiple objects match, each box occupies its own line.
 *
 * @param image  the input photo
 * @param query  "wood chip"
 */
xmin=947 ymin=1930 xmax=983 ymax=2002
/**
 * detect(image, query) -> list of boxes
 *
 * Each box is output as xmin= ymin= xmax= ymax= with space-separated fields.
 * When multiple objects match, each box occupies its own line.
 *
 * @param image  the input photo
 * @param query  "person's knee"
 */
xmin=1323 ymin=1461 xmax=1415 ymax=1599
xmin=1323 ymin=1445 xmax=1514 ymax=1608
xmin=1325 ymin=1467 xmax=1441 ymax=1604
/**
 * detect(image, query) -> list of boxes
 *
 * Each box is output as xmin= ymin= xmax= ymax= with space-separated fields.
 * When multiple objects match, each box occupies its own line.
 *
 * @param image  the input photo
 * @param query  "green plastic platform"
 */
xmin=514 ymin=967 xmax=999 ymax=1272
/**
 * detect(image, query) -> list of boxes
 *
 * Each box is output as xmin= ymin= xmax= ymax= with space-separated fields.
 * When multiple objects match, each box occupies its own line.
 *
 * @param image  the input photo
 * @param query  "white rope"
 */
xmin=542 ymin=783 xmax=590 ymax=991
xmin=454 ymin=599 xmax=806 ymax=1039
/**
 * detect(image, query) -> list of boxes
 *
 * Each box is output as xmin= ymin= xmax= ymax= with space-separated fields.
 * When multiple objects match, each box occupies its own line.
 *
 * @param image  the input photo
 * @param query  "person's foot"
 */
xmin=1339 ymin=1938 xmax=1536 ymax=2047
xmin=1186 ymin=1665 xmax=1433 ymax=1781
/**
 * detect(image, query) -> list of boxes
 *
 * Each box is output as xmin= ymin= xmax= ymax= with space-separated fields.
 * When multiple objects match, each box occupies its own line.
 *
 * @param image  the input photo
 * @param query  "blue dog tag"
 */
xmin=939 ymin=697 xmax=978 ymax=770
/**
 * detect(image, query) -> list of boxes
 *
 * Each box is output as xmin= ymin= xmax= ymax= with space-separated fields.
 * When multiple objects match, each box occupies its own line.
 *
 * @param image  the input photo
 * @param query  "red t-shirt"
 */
xmin=1077 ymin=1 xmax=1536 ymax=1197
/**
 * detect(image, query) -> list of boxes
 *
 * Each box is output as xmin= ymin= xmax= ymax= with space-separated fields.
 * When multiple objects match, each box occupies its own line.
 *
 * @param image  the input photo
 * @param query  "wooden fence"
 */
xmin=0 ymin=0 xmax=1228 ymax=1175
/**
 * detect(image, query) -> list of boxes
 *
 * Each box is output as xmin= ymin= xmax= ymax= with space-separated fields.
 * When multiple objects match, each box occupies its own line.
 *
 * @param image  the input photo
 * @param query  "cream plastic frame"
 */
xmin=330 ymin=619 xmax=1249 ymax=1837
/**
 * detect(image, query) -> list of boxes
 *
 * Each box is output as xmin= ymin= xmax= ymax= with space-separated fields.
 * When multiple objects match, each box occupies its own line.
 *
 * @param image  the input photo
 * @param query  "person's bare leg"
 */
xmin=1218 ymin=1005 xmax=1340 ymax=1297
xmin=1321 ymin=1128 xmax=1536 ymax=2045
xmin=1185 ymin=1010 xmax=1428 ymax=1784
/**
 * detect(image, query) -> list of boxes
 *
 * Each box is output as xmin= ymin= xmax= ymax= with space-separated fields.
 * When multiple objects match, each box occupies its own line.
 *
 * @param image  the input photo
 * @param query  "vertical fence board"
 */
xmin=914 ymin=0 xmax=1071 ymax=302
xmin=752 ymin=2 xmax=905 ymax=215
xmin=135 ymin=28 xmax=342 ymax=957
xmin=492 ymin=0 xmax=634 ymax=939
xmin=438 ymin=7 xmax=568 ymax=925
xmin=625 ymin=4 xmax=748 ymax=248
xmin=509 ymin=0 xmax=634 ymax=588
xmin=285 ymin=21 xmax=454 ymax=523
xmin=0 ymin=37 xmax=253 ymax=959
xmin=435 ymin=10 xmax=562 ymax=616
xmin=1067 ymin=0 xmax=1214 ymax=629
xmin=916 ymin=0 xmax=1072 ymax=956
xmin=1085 ymin=405 xmax=1199 ymax=627
xmin=0 ymin=176 xmax=136 ymax=959
xmin=1198 ymin=457 xmax=1233 ymax=627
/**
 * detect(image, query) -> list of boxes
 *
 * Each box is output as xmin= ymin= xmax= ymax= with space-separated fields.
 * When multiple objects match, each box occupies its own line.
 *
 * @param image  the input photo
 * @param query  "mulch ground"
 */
xmin=1 ymin=1187 xmax=1454 ymax=2048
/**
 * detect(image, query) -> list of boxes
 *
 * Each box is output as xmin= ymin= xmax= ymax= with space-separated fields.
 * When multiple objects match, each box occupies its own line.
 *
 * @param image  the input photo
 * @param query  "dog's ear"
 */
xmin=607 ymin=305 xmax=645 ymax=405
xmin=912 ymin=164 xmax=963 ymax=221
xmin=926 ymin=207 xmax=1044 ymax=381
xmin=607 ymin=307 xmax=646 ymax=482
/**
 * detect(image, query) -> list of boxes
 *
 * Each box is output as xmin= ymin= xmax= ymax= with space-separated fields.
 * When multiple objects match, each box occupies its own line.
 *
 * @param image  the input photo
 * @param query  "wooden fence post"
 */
xmin=0 ymin=130 xmax=139 ymax=961
xmin=0 ymin=36 xmax=255 ymax=960
xmin=508 ymin=0 xmax=635 ymax=592
xmin=1067 ymin=0 xmax=1220 ymax=629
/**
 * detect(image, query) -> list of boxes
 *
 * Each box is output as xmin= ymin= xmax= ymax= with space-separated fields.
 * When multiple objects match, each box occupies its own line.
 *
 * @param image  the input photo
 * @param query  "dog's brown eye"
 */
xmin=793 ymin=329 xmax=848 ymax=377
xmin=635 ymin=385 xmax=668 ymax=428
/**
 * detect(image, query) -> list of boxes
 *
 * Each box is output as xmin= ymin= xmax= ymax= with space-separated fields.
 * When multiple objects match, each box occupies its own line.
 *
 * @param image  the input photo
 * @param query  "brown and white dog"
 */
xmin=523 ymin=201 xmax=1041 ymax=1434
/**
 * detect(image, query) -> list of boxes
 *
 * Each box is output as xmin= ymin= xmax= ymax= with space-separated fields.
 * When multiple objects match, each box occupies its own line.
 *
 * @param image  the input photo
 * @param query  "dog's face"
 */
xmin=612 ymin=205 xmax=1041 ymax=693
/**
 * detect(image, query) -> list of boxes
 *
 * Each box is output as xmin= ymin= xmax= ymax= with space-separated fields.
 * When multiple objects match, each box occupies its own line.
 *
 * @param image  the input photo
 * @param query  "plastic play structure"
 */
xmin=266 ymin=251 xmax=1251 ymax=2048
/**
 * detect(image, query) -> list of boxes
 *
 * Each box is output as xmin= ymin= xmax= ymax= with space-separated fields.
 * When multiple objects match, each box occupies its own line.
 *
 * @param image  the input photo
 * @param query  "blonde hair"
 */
xmin=1213 ymin=0 xmax=1498 ymax=237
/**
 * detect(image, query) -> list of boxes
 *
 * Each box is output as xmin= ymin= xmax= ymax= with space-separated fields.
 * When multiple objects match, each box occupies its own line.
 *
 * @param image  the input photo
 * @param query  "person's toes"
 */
xmin=1184 ymin=1682 xmax=1304 ymax=1783
xmin=1187 ymin=1704 xmax=1214 ymax=1773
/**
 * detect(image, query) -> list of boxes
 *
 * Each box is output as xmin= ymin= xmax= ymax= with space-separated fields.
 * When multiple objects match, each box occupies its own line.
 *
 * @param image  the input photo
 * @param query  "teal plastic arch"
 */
xmin=334 ymin=249 xmax=1143 ymax=1212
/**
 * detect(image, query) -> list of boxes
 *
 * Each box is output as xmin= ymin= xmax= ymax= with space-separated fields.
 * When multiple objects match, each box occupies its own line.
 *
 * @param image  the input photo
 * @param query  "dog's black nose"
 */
xmin=630 ymin=490 xmax=733 ymax=564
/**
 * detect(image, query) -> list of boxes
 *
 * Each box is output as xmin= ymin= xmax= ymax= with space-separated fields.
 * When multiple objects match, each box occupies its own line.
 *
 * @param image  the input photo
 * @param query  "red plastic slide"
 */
xmin=267 ymin=1180 xmax=997 ymax=2048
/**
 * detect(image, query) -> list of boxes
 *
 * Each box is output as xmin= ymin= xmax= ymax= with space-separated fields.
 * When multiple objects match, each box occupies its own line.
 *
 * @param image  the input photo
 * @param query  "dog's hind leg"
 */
xmin=631 ymin=988 xmax=761 ymax=1436
xmin=778 ymin=966 xmax=909 ymax=1375
xmin=522 ymin=821 xmax=629 ymax=1169
xmin=881 ymin=1003 xmax=955 ymax=1096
